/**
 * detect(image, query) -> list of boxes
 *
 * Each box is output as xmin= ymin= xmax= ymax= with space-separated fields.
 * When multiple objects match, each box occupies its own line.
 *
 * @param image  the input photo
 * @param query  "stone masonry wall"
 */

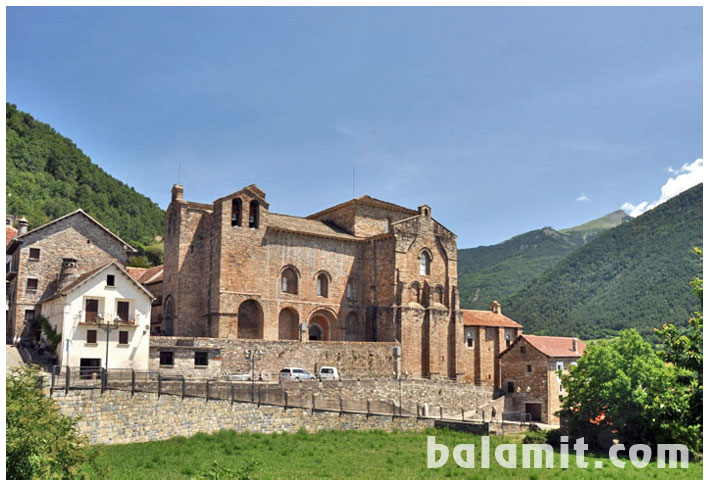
xmin=150 ymin=337 xmax=398 ymax=378
xmin=53 ymin=389 xmax=435 ymax=445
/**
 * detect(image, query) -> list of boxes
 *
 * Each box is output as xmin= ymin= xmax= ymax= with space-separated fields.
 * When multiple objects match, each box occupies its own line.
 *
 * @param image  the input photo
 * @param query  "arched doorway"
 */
xmin=345 ymin=311 xmax=364 ymax=341
xmin=278 ymin=307 xmax=299 ymax=340
xmin=164 ymin=296 xmax=175 ymax=336
xmin=237 ymin=299 xmax=263 ymax=339
xmin=308 ymin=324 xmax=323 ymax=341
xmin=308 ymin=309 xmax=335 ymax=341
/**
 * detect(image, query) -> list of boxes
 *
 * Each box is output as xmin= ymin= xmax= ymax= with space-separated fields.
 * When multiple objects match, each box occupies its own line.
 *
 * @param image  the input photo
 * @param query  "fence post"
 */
xmin=482 ymin=410 xmax=485 ymax=422
xmin=158 ymin=374 xmax=162 ymax=399
xmin=100 ymin=368 xmax=106 ymax=394
xmin=131 ymin=369 xmax=136 ymax=396
xmin=416 ymin=403 xmax=419 ymax=421
xmin=392 ymin=401 xmax=396 ymax=420
xmin=182 ymin=376 xmax=186 ymax=399
xmin=231 ymin=383 xmax=235 ymax=405
xmin=366 ymin=399 xmax=371 ymax=419
xmin=284 ymin=391 xmax=288 ymax=410
xmin=462 ymin=408 xmax=465 ymax=422
xmin=339 ymin=395 xmax=343 ymax=417
xmin=205 ymin=379 xmax=210 ymax=402
xmin=311 ymin=393 xmax=316 ymax=413
xmin=440 ymin=406 xmax=443 ymax=419
xmin=257 ymin=386 xmax=261 ymax=408
xmin=65 ymin=365 xmax=70 ymax=394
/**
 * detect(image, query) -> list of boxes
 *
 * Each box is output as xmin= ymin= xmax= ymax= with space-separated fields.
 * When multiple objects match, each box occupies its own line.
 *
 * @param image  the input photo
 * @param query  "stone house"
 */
xmin=6 ymin=209 xmax=136 ymax=341
xmin=40 ymin=260 xmax=153 ymax=370
xmin=459 ymin=302 xmax=522 ymax=387
xmin=499 ymin=334 xmax=585 ymax=424
xmin=162 ymin=184 xmax=467 ymax=379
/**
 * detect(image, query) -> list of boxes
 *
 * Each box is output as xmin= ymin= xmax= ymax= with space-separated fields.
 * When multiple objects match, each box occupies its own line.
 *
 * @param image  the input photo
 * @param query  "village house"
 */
xmin=460 ymin=302 xmax=522 ymax=387
xmin=39 ymin=260 xmax=153 ymax=371
xmin=499 ymin=334 xmax=586 ymax=424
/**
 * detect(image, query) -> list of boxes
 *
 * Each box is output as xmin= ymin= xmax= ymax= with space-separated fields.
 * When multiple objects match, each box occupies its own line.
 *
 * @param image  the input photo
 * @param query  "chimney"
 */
xmin=18 ymin=216 xmax=29 ymax=235
xmin=489 ymin=300 xmax=502 ymax=314
xmin=171 ymin=184 xmax=184 ymax=202
xmin=572 ymin=338 xmax=578 ymax=353
xmin=59 ymin=257 xmax=79 ymax=289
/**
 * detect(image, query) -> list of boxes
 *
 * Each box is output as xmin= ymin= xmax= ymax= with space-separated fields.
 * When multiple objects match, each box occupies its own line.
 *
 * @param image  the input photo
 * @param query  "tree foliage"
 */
xmin=6 ymin=367 xmax=98 ymax=479
xmin=6 ymin=103 xmax=165 ymax=247
xmin=560 ymin=251 xmax=703 ymax=453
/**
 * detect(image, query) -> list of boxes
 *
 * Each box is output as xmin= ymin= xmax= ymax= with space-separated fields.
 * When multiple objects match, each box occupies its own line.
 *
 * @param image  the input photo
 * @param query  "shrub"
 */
xmin=522 ymin=429 xmax=549 ymax=444
xmin=6 ymin=367 xmax=98 ymax=479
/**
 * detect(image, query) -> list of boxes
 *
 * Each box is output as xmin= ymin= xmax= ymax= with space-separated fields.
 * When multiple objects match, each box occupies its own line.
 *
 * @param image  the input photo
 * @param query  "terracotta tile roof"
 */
xmin=138 ymin=265 xmax=163 ymax=284
xmin=268 ymin=213 xmax=363 ymax=241
xmin=461 ymin=309 xmax=523 ymax=328
xmin=125 ymin=266 xmax=148 ymax=281
xmin=522 ymin=334 xmax=585 ymax=358
xmin=6 ymin=225 xmax=18 ymax=248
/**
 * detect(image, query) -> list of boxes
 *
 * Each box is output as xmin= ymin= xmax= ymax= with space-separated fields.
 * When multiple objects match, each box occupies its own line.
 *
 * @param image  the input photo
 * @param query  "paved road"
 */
xmin=6 ymin=344 xmax=27 ymax=373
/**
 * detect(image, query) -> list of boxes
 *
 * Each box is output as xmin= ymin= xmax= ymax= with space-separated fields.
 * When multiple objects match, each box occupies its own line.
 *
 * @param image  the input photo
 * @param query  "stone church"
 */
xmin=162 ymin=183 xmax=470 ymax=378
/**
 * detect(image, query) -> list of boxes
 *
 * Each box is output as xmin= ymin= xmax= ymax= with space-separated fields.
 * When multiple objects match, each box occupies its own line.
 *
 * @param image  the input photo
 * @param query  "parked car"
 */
xmin=279 ymin=367 xmax=316 ymax=381
xmin=318 ymin=366 xmax=340 ymax=380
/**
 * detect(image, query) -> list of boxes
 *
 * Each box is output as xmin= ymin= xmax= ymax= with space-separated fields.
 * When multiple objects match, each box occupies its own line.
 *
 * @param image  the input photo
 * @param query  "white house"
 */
xmin=40 ymin=258 xmax=153 ymax=371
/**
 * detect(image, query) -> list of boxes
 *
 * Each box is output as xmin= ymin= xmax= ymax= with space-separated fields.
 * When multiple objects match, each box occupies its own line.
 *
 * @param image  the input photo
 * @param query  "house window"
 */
xmin=118 ymin=330 xmax=129 ymax=345
xmin=419 ymin=251 xmax=431 ymax=276
xmin=505 ymin=334 xmax=511 ymax=347
xmin=87 ymin=329 xmax=97 ymax=344
xmin=195 ymin=351 xmax=208 ymax=367
xmin=281 ymin=268 xmax=298 ymax=294
xmin=26 ymin=278 xmax=38 ymax=292
xmin=117 ymin=301 xmax=130 ymax=322
xmin=507 ymin=381 xmax=515 ymax=393
xmin=316 ymin=273 xmax=328 ymax=297
xmin=231 ymin=198 xmax=242 ymax=227
xmin=160 ymin=351 xmax=174 ymax=366
xmin=85 ymin=299 xmax=99 ymax=323
xmin=29 ymin=248 xmax=40 ymax=260
xmin=107 ymin=274 xmax=115 ymax=286
xmin=526 ymin=364 xmax=533 ymax=373
xmin=556 ymin=361 xmax=564 ymax=371
xmin=249 ymin=200 xmax=259 ymax=228
xmin=24 ymin=309 xmax=35 ymax=322
xmin=520 ymin=346 xmax=526 ymax=354
xmin=465 ymin=327 xmax=475 ymax=348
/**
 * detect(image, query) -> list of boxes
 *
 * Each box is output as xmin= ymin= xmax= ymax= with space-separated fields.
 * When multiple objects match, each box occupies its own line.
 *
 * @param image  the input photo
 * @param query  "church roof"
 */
xmin=307 ymin=195 xmax=418 ymax=221
xmin=268 ymin=213 xmax=363 ymax=241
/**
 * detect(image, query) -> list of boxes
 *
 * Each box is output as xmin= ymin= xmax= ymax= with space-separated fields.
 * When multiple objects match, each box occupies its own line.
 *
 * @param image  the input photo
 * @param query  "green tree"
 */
xmin=6 ymin=367 xmax=98 ymax=479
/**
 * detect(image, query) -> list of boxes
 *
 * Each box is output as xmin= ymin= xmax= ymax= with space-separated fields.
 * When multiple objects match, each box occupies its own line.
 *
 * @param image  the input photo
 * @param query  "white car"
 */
xmin=318 ymin=366 xmax=340 ymax=380
xmin=279 ymin=367 xmax=316 ymax=381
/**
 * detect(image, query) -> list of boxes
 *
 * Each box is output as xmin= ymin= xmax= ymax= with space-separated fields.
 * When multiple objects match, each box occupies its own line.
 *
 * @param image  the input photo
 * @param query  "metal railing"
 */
xmin=49 ymin=366 xmax=529 ymax=424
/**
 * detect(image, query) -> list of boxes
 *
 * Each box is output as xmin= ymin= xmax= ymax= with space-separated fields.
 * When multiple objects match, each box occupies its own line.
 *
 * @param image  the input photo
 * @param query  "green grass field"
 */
xmin=83 ymin=428 xmax=702 ymax=480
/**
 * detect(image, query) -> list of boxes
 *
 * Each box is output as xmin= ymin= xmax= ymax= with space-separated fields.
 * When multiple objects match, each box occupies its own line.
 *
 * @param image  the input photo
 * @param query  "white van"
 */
xmin=318 ymin=366 xmax=340 ymax=380
xmin=279 ymin=367 xmax=316 ymax=381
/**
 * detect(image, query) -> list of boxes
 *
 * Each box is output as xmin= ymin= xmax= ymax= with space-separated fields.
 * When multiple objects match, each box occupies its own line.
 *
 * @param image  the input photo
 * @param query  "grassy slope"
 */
xmin=503 ymin=184 xmax=703 ymax=340
xmin=83 ymin=428 xmax=702 ymax=480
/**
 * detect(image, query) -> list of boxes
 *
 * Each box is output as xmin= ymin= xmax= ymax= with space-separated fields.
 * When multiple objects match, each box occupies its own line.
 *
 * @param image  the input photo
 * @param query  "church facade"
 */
xmin=162 ymin=183 xmax=466 ymax=378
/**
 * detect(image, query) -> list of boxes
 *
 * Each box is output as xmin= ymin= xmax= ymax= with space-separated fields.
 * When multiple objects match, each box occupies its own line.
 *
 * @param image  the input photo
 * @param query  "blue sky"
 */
xmin=6 ymin=7 xmax=702 ymax=247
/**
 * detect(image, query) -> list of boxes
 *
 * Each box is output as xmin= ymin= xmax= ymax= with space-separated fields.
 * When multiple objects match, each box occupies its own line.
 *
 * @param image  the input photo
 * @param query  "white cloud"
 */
xmin=622 ymin=159 xmax=703 ymax=217
xmin=575 ymin=193 xmax=590 ymax=202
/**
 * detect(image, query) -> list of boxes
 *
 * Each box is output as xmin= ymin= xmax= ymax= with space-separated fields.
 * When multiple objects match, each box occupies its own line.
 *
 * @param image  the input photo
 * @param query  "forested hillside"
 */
xmin=502 ymin=184 xmax=703 ymax=340
xmin=6 ymin=103 xmax=165 ymax=255
xmin=457 ymin=211 xmax=631 ymax=309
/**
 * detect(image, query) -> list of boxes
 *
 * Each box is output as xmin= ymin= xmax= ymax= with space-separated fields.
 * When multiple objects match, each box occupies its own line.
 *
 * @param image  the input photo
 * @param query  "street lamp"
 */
xmin=245 ymin=349 xmax=264 ymax=402
xmin=98 ymin=316 xmax=121 ymax=371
